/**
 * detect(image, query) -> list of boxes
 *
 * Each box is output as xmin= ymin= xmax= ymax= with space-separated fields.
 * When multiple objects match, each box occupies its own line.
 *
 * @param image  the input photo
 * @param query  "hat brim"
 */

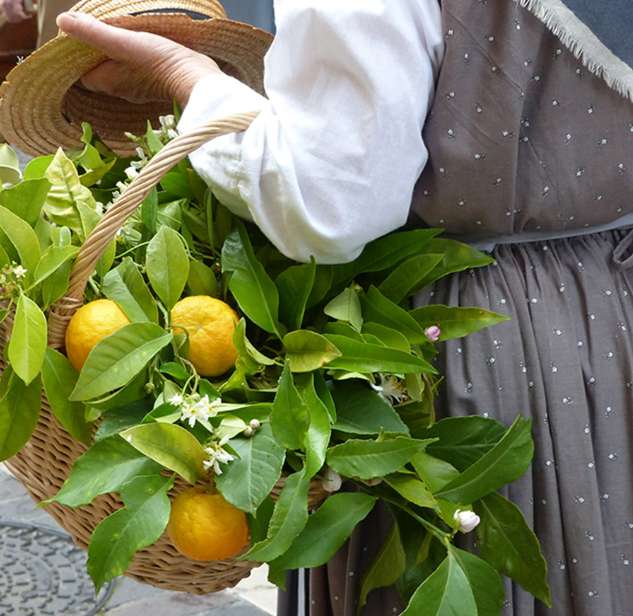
xmin=0 ymin=13 xmax=272 ymax=156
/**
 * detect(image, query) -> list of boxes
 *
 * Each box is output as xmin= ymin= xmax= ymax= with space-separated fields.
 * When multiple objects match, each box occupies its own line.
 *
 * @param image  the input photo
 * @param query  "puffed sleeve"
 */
xmin=178 ymin=0 xmax=444 ymax=263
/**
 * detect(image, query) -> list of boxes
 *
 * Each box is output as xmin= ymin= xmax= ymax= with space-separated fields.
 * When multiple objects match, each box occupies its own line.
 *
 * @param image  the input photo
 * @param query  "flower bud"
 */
xmin=243 ymin=426 xmax=254 ymax=438
xmin=424 ymin=325 xmax=441 ymax=342
xmin=249 ymin=419 xmax=261 ymax=431
xmin=321 ymin=468 xmax=343 ymax=493
xmin=453 ymin=509 xmax=481 ymax=533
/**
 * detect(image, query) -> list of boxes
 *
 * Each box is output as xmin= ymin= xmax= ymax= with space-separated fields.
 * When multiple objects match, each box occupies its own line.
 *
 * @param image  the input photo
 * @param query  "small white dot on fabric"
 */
xmin=572 ymin=557 xmax=579 ymax=564
xmin=588 ymin=462 xmax=595 ymax=469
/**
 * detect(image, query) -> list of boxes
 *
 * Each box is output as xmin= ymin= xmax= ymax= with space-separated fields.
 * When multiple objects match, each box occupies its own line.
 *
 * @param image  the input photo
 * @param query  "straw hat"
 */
xmin=0 ymin=0 xmax=272 ymax=155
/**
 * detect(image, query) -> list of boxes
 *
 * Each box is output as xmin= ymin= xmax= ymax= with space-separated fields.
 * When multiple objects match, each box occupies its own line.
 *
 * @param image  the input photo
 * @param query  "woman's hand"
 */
xmin=56 ymin=12 xmax=222 ymax=106
xmin=2 ymin=0 xmax=31 ymax=23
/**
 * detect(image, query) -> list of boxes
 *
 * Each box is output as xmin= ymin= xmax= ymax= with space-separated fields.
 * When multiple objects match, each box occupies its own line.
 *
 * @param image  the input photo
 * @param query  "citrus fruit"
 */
xmin=65 ymin=299 xmax=130 ymax=371
xmin=170 ymin=296 xmax=239 ymax=377
xmin=167 ymin=487 xmax=249 ymax=561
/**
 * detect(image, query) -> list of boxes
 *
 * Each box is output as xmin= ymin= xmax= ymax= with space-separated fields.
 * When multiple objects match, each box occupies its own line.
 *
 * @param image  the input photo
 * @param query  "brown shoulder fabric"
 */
xmin=410 ymin=0 xmax=633 ymax=241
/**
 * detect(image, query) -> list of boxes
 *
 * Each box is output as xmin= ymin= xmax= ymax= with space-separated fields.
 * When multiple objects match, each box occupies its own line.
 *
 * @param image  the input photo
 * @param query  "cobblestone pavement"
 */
xmin=0 ymin=467 xmax=275 ymax=615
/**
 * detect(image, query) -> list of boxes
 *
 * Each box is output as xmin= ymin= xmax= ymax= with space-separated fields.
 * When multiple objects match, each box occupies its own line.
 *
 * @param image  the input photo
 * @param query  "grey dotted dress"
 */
xmin=279 ymin=1 xmax=633 ymax=614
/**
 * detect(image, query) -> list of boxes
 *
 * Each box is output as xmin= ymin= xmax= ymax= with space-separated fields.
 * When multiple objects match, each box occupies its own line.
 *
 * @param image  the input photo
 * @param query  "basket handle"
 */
xmin=47 ymin=111 xmax=258 ymax=348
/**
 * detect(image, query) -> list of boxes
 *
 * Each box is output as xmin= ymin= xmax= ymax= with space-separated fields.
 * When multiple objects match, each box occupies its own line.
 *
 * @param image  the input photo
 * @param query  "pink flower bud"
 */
xmin=425 ymin=325 xmax=441 ymax=342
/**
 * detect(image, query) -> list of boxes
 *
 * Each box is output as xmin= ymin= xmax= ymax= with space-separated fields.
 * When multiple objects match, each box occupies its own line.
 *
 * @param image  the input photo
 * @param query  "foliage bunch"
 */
xmin=0 ymin=124 xmax=551 ymax=614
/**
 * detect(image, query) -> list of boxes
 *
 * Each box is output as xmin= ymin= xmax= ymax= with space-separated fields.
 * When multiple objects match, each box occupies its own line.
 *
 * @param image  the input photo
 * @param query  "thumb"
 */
xmin=56 ymin=13 xmax=157 ymax=63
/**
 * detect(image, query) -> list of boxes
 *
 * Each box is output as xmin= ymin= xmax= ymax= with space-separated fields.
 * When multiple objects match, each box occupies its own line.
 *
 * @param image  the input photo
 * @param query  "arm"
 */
xmin=180 ymin=0 xmax=444 ymax=263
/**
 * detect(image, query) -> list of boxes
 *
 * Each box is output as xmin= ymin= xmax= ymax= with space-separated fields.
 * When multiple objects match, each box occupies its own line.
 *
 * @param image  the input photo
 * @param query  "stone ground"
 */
xmin=0 ymin=465 xmax=277 ymax=615
xmin=2 ymin=148 xmax=277 ymax=615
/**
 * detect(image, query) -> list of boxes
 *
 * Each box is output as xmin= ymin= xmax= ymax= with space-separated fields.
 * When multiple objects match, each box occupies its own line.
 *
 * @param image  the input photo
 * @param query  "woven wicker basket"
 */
xmin=2 ymin=113 xmax=329 ymax=594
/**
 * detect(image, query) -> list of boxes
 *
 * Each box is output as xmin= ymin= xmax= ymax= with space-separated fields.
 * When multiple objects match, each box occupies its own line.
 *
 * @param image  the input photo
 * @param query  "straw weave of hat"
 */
xmin=0 ymin=0 xmax=272 ymax=155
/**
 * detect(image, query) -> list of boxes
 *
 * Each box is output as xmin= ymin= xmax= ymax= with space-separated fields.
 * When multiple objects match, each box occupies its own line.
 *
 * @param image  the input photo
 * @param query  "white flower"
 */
xmin=203 ymin=442 xmax=235 ymax=475
xmin=124 ymin=166 xmax=139 ymax=181
xmin=454 ymin=509 xmax=481 ymax=533
xmin=159 ymin=115 xmax=176 ymax=130
xmin=12 ymin=265 xmax=27 ymax=279
xmin=95 ymin=201 xmax=105 ymax=215
xmin=321 ymin=468 xmax=342 ymax=493
xmin=180 ymin=394 xmax=222 ymax=428
xmin=169 ymin=393 xmax=184 ymax=407
xmin=371 ymin=375 xmax=408 ymax=404
xmin=135 ymin=147 xmax=148 ymax=161
xmin=167 ymin=129 xmax=179 ymax=140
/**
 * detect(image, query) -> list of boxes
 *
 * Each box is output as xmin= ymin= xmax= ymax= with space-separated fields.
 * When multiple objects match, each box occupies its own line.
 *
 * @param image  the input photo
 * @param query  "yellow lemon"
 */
xmin=65 ymin=299 xmax=130 ymax=371
xmin=167 ymin=487 xmax=249 ymax=561
xmin=170 ymin=296 xmax=239 ymax=377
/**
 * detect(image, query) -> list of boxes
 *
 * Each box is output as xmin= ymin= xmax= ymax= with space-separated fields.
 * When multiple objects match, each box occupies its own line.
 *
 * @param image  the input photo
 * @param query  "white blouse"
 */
xmin=178 ymin=0 xmax=444 ymax=263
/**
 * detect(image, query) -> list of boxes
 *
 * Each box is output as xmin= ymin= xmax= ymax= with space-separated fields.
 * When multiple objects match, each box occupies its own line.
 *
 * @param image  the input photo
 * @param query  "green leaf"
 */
xmin=411 ymin=452 xmax=460 ymax=493
xmin=215 ymin=423 xmax=286 ymax=513
xmin=233 ymin=319 xmax=276 ymax=375
xmin=417 ymin=238 xmax=494 ymax=288
xmin=283 ymin=330 xmax=341 ymax=373
xmin=326 ymin=437 xmax=434 ymax=480
xmin=120 ymin=422 xmax=207 ymax=484
xmin=187 ymin=259 xmax=218 ymax=296
xmin=159 ymin=362 xmax=189 ymax=382
xmin=71 ymin=323 xmax=172 ymax=402
xmin=0 ymin=144 xmax=21 ymax=184
xmin=324 ymin=288 xmax=363 ymax=331
xmin=270 ymin=363 xmax=309 ymax=450
xmin=141 ymin=188 xmax=158 ymax=233
xmin=296 ymin=373 xmax=332 ymax=477
xmin=0 ymin=372 xmax=41 ymax=461
xmin=0 ymin=205 xmax=41 ymax=273
xmin=87 ymin=475 xmax=172 ymax=592
xmin=476 ymin=493 xmax=551 ymax=607
xmin=271 ymin=493 xmax=376 ymax=570
xmin=94 ymin=401 xmax=152 ymax=442
xmin=378 ymin=254 xmax=445 ymax=304
xmin=23 ymin=154 xmax=54 ymax=180
xmin=361 ymin=287 xmax=426 ymax=344
xmin=361 ymin=322 xmax=410 ymax=352
xmin=0 ymin=178 xmax=51 ymax=226
xmin=337 ymin=229 xmax=441 ymax=279
xmin=96 ymin=239 xmax=117 ymax=280
xmin=401 ymin=552 xmax=477 ymax=616
xmin=325 ymin=335 xmax=435 ymax=375
xmin=331 ymin=380 xmax=409 ymax=435
xmin=146 ymin=226 xmax=190 ymax=310
xmin=449 ymin=546 xmax=506 ymax=616
xmin=222 ymin=224 xmax=282 ymax=337
xmin=385 ymin=474 xmax=436 ymax=508
xmin=42 ymin=349 xmax=91 ymax=444
xmin=52 ymin=436 xmax=161 ymax=507
xmin=411 ymin=305 xmax=510 ymax=341
xmin=8 ymin=294 xmax=47 ymax=385
xmin=44 ymin=148 xmax=97 ymax=239
xmin=276 ymin=259 xmax=316 ymax=330
xmin=358 ymin=522 xmax=406 ymax=613
xmin=243 ymin=469 xmax=311 ymax=562
xmin=30 ymin=245 xmax=79 ymax=289
xmin=435 ymin=417 xmax=534 ymax=503
xmin=425 ymin=416 xmax=507 ymax=471
xmin=102 ymin=258 xmax=158 ymax=323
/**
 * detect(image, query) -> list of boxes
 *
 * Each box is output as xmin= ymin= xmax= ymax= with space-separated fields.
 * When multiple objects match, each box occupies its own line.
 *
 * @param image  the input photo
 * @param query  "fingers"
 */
xmin=4 ymin=0 xmax=29 ymax=22
xmin=56 ymin=12 xmax=164 ymax=63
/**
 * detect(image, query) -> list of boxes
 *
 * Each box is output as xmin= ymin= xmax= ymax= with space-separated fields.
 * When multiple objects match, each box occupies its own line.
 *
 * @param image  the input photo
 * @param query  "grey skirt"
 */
xmin=279 ymin=228 xmax=633 ymax=616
